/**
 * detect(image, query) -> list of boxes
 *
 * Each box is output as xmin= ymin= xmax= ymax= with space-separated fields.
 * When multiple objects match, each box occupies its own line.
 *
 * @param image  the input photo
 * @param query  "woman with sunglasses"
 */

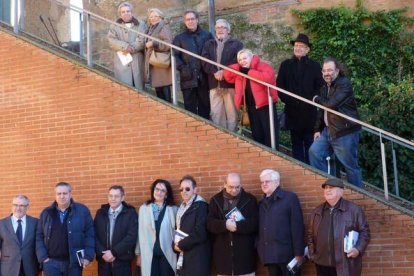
xmin=174 ymin=175 xmax=210 ymax=276
xmin=136 ymin=179 xmax=177 ymax=276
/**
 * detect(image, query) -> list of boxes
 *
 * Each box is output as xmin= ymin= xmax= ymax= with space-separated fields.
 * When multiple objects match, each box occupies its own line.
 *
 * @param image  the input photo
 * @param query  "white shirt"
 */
xmin=11 ymin=215 xmax=26 ymax=241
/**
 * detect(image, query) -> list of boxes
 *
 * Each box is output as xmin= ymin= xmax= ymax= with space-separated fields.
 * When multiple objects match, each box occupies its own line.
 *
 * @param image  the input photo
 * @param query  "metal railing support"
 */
xmin=13 ymin=0 xmax=19 ymax=33
xmin=171 ymin=49 xmax=178 ymax=106
xmin=380 ymin=133 xmax=389 ymax=200
xmin=79 ymin=12 xmax=84 ymax=57
xmin=86 ymin=13 xmax=92 ymax=67
xmin=392 ymin=142 xmax=400 ymax=197
xmin=268 ymin=87 xmax=276 ymax=150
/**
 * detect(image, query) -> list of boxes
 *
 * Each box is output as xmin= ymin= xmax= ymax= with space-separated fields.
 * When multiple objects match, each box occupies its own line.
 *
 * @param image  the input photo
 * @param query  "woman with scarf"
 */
xmin=135 ymin=179 xmax=177 ymax=276
xmin=224 ymin=49 xmax=279 ymax=149
xmin=107 ymin=2 xmax=146 ymax=90
xmin=144 ymin=8 xmax=173 ymax=102
xmin=174 ymin=175 xmax=210 ymax=276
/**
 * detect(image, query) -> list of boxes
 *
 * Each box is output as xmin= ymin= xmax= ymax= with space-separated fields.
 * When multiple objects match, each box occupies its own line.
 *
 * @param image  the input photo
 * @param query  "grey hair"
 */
xmin=216 ymin=19 xmax=231 ymax=33
xmin=13 ymin=195 xmax=29 ymax=204
xmin=118 ymin=2 xmax=133 ymax=15
xmin=148 ymin=8 xmax=165 ymax=19
xmin=260 ymin=169 xmax=280 ymax=182
xmin=237 ymin=49 xmax=253 ymax=61
xmin=55 ymin=181 xmax=72 ymax=192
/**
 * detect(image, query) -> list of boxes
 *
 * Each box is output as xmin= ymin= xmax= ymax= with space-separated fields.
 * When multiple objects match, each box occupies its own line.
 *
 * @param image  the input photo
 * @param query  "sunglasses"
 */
xmin=179 ymin=187 xmax=191 ymax=192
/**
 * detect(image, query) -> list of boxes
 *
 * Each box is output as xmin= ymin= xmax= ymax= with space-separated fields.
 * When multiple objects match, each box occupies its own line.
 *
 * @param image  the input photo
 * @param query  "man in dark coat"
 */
xmin=307 ymin=178 xmax=370 ymax=276
xmin=173 ymin=10 xmax=213 ymax=119
xmin=257 ymin=169 xmax=305 ymax=276
xmin=207 ymin=173 xmax=258 ymax=275
xmin=94 ymin=185 xmax=138 ymax=276
xmin=0 ymin=195 xmax=39 ymax=276
xmin=277 ymin=33 xmax=324 ymax=164
xmin=201 ymin=19 xmax=243 ymax=131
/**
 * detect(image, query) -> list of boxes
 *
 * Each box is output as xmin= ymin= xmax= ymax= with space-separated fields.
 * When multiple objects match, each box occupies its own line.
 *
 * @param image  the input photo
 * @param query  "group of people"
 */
xmin=109 ymin=2 xmax=364 ymax=188
xmin=0 ymin=170 xmax=370 ymax=276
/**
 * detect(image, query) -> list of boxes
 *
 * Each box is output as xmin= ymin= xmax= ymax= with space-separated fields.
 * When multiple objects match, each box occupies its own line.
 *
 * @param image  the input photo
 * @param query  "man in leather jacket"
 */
xmin=307 ymin=178 xmax=370 ymax=276
xmin=173 ymin=10 xmax=213 ymax=119
xmin=309 ymin=57 xmax=363 ymax=187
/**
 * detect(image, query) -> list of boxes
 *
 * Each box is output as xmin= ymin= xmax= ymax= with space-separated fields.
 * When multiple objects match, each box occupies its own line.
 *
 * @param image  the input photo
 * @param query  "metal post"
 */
xmin=208 ymin=0 xmax=216 ymax=35
xmin=13 ymin=0 xmax=19 ymax=33
xmin=268 ymin=87 xmax=276 ymax=150
xmin=391 ymin=142 xmax=400 ymax=197
xmin=86 ymin=13 xmax=92 ymax=67
xmin=380 ymin=134 xmax=389 ymax=200
xmin=171 ymin=48 xmax=178 ymax=106
xmin=79 ymin=12 xmax=84 ymax=57
xmin=20 ymin=0 xmax=24 ymax=31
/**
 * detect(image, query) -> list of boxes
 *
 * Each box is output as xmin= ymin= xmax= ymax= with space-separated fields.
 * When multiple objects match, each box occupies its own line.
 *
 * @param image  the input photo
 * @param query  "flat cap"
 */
xmin=321 ymin=178 xmax=344 ymax=189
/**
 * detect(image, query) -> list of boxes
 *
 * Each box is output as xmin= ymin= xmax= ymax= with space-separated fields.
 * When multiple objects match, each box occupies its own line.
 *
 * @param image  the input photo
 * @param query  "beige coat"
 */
xmin=108 ymin=17 xmax=147 ymax=90
xmin=145 ymin=20 xmax=173 ymax=88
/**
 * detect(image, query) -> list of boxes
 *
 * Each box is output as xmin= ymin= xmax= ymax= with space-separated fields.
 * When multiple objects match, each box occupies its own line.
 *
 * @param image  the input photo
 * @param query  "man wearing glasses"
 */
xmin=0 ymin=195 xmax=39 ymax=276
xmin=94 ymin=185 xmax=138 ymax=276
xmin=207 ymin=173 xmax=258 ymax=275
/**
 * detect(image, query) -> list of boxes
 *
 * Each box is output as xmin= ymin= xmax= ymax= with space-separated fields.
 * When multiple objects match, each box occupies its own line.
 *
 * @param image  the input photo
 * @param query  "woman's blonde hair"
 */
xmin=148 ymin=8 xmax=165 ymax=19
xmin=237 ymin=49 xmax=253 ymax=61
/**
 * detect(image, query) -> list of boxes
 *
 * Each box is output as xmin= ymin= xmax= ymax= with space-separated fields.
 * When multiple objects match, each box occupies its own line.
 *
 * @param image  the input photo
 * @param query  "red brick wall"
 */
xmin=1 ymin=30 xmax=414 ymax=275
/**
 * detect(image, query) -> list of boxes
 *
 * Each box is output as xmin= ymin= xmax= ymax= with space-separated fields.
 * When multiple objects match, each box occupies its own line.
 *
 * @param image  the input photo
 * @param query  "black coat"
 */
xmin=173 ymin=26 xmax=213 ymax=89
xmin=94 ymin=202 xmax=138 ymax=263
xmin=201 ymin=37 xmax=243 ymax=89
xmin=176 ymin=197 xmax=210 ymax=276
xmin=257 ymin=187 xmax=305 ymax=264
xmin=207 ymin=189 xmax=258 ymax=275
xmin=277 ymin=56 xmax=324 ymax=132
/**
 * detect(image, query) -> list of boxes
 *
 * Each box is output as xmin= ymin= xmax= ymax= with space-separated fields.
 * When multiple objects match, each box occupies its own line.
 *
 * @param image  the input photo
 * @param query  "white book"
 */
xmin=174 ymin=229 xmax=189 ymax=244
xmin=287 ymin=246 xmax=308 ymax=273
xmin=117 ymin=51 xmax=133 ymax=66
xmin=344 ymin=230 xmax=359 ymax=253
xmin=225 ymin=207 xmax=245 ymax=222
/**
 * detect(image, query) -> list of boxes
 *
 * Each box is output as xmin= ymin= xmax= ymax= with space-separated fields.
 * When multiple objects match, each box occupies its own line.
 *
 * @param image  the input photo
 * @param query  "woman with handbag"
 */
xmin=145 ymin=8 xmax=173 ymax=102
xmin=224 ymin=49 xmax=280 ymax=149
xmin=135 ymin=179 xmax=177 ymax=276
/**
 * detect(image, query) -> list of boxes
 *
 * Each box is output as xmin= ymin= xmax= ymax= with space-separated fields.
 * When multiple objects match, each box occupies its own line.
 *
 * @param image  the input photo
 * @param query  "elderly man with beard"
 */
xmin=201 ymin=19 xmax=243 ymax=131
xmin=307 ymin=178 xmax=370 ymax=276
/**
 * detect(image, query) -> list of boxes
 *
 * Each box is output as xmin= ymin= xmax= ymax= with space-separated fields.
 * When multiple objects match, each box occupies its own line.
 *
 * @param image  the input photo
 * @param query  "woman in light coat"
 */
xmin=144 ymin=8 xmax=173 ymax=102
xmin=136 ymin=179 xmax=177 ymax=276
xmin=107 ymin=2 xmax=147 ymax=90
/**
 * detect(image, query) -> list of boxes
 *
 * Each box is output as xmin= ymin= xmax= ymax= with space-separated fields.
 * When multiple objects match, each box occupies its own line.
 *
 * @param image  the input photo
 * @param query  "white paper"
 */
xmin=174 ymin=229 xmax=189 ymax=244
xmin=344 ymin=230 xmax=359 ymax=253
xmin=117 ymin=51 xmax=133 ymax=66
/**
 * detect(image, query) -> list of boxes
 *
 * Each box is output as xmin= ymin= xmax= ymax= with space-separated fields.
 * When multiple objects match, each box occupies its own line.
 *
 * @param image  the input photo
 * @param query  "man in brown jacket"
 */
xmin=307 ymin=178 xmax=370 ymax=276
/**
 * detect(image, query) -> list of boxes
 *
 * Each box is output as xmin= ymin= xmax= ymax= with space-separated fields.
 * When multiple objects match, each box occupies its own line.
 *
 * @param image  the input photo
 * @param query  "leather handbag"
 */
xmin=240 ymin=80 xmax=250 ymax=127
xmin=149 ymin=50 xmax=171 ymax=69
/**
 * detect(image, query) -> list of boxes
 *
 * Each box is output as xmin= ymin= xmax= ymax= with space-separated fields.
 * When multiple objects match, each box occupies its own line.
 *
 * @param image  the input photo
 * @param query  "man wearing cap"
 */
xmin=307 ymin=178 xmax=370 ymax=276
xmin=277 ymin=33 xmax=324 ymax=164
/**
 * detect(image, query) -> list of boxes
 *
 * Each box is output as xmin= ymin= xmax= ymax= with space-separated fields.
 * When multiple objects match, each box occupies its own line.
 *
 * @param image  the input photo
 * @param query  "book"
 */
xmin=287 ymin=246 xmax=308 ymax=274
xmin=174 ymin=229 xmax=189 ymax=244
xmin=344 ymin=230 xmax=359 ymax=253
xmin=117 ymin=51 xmax=133 ymax=66
xmin=225 ymin=207 xmax=245 ymax=222
xmin=76 ymin=249 xmax=85 ymax=267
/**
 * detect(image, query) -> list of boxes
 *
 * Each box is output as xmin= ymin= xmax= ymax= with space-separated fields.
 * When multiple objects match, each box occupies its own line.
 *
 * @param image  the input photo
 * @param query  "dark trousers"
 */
xmin=315 ymin=264 xmax=337 ymax=276
xmin=156 ymin=86 xmax=172 ymax=103
xmin=290 ymin=129 xmax=314 ymax=164
xmin=43 ymin=259 xmax=82 ymax=276
xmin=151 ymin=254 xmax=174 ymax=276
xmin=98 ymin=260 xmax=132 ymax=276
xmin=248 ymin=104 xmax=279 ymax=149
xmin=19 ymin=261 xmax=25 ymax=276
xmin=182 ymin=85 xmax=210 ymax=120
xmin=267 ymin=263 xmax=300 ymax=276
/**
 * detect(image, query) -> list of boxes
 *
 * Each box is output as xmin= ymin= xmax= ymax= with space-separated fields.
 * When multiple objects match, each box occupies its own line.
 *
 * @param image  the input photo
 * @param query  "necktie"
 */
xmin=16 ymin=219 xmax=23 ymax=244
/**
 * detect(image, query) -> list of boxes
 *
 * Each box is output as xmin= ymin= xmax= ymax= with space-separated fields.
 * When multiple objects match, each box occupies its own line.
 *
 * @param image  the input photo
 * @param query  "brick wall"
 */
xmin=1 ymin=29 xmax=414 ymax=275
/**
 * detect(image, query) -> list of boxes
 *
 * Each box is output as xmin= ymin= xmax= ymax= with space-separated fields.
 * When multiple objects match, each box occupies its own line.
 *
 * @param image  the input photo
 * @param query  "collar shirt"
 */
xmin=12 ymin=215 xmax=27 ymax=241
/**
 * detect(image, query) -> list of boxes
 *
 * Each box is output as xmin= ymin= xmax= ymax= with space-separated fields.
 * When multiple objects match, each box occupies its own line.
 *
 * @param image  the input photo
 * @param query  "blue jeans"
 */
xmin=309 ymin=128 xmax=362 ymax=187
xmin=43 ymin=259 xmax=82 ymax=276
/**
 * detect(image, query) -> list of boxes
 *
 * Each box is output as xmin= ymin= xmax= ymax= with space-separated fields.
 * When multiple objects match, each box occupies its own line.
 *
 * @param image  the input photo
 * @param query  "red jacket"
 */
xmin=224 ymin=55 xmax=278 ymax=109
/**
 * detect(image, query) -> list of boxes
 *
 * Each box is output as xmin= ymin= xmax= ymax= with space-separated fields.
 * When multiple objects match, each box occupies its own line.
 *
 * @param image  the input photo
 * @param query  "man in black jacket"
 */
xmin=277 ymin=33 xmax=324 ymax=164
xmin=207 ymin=173 xmax=258 ymax=275
xmin=309 ymin=57 xmax=363 ymax=187
xmin=94 ymin=185 xmax=138 ymax=276
xmin=201 ymin=19 xmax=243 ymax=131
xmin=173 ymin=10 xmax=213 ymax=119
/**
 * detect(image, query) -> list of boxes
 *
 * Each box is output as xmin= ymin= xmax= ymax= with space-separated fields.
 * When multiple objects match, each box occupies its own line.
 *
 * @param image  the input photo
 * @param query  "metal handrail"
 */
xmin=5 ymin=0 xmax=414 ymax=201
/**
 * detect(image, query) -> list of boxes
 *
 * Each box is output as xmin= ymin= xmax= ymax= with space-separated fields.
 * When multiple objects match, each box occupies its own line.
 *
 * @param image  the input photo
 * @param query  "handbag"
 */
xmin=240 ymin=82 xmax=250 ymax=127
xmin=149 ymin=50 xmax=171 ymax=69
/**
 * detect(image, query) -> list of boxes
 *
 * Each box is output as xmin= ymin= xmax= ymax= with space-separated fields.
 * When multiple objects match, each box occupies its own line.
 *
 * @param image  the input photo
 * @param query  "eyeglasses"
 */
xmin=294 ymin=44 xmax=308 ymax=49
xmin=185 ymin=17 xmax=197 ymax=22
xmin=12 ymin=204 xmax=28 ymax=208
xmin=226 ymin=185 xmax=241 ymax=190
xmin=215 ymin=26 xmax=228 ymax=30
xmin=179 ymin=187 xmax=191 ymax=192
xmin=154 ymin=187 xmax=167 ymax=193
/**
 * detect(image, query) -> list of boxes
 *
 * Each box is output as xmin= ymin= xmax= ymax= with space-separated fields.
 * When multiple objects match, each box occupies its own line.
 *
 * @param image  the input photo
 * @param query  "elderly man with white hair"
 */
xmin=256 ymin=169 xmax=305 ymax=276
